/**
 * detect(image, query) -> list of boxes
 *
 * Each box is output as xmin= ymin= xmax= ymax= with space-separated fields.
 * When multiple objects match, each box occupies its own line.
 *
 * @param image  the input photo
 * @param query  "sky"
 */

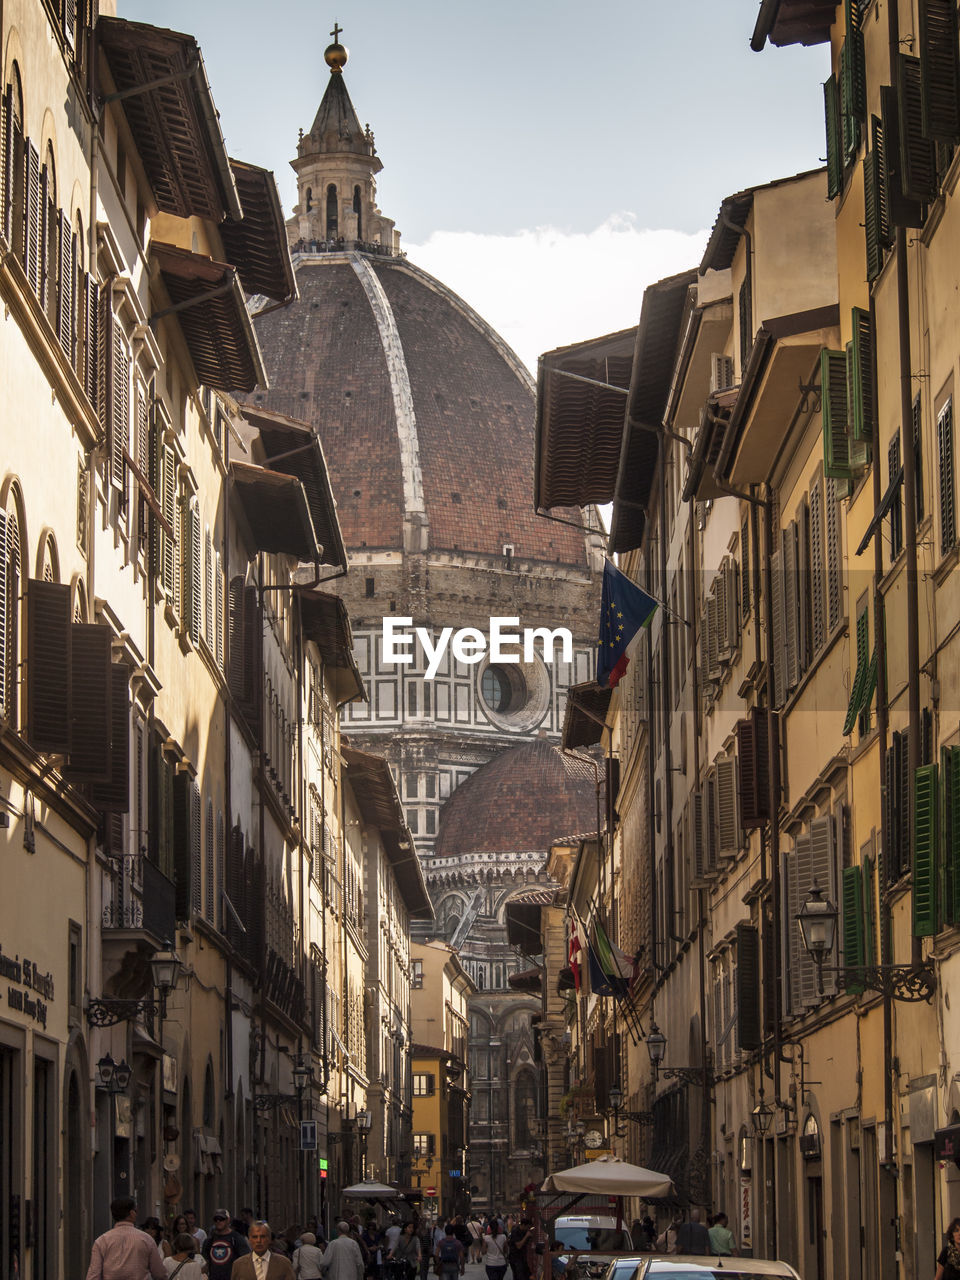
xmin=122 ymin=0 xmax=830 ymax=371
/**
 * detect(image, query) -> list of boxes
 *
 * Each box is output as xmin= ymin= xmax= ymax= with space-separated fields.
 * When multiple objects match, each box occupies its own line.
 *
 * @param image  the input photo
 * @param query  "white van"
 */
xmin=551 ymin=1215 xmax=636 ymax=1280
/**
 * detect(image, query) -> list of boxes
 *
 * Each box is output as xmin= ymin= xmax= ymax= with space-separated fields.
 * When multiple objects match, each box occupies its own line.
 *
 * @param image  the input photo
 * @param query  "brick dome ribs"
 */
xmin=433 ymin=739 xmax=598 ymax=857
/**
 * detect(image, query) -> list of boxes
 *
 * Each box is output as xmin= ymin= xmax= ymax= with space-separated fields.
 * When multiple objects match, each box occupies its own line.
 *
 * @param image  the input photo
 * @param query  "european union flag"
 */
xmin=596 ymin=560 xmax=658 ymax=688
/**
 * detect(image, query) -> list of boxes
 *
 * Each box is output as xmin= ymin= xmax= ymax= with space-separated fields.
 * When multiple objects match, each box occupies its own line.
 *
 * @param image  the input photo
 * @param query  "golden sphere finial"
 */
xmin=324 ymin=22 xmax=347 ymax=73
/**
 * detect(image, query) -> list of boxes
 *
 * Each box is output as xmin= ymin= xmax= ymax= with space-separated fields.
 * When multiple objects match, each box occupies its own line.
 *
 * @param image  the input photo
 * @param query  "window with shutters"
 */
xmin=204 ymin=798 xmax=214 ymax=923
xmin=839 ymin=30 xmax=865 ymax=163
xmin=919 ymin=0 xmax=960 ymax=143
xmin=740 ymin=516 xmax=751 ymax=620
xmin=6 ymin=71 xmax=24 ymax=263
xmin=783 ymin=816 xmax=839 ymax=1015
xmin=715 ymin=755 xmax=739 ymax=859
xmin=111 ymin=323 xmax=131 ymax=509
xmin=42 ymin=145 xmax=59 ymax=331
xmin=736 ymin=923 xmax=762 ymax=1052
xmin=937 ymin=398 xmax=956 ymax=554
xmin=913 ymin=763 xmax=939 ymax=936
xmin=824 ymin=74 xmax=843 ymax=199
xmin=889 ymin=432 xmax=904 ymax=559
xmin=215 ymin=551 xmax=224 ymax=670
xmin=913 ymin=394 xmax=925 ymax=522
xmin=204 ymin=528 xmax=214 ymax=648
xmin=940 ymin=745 xmax=960 ymax=927
xmin=898 ymin=54 xmax=939 ymax=203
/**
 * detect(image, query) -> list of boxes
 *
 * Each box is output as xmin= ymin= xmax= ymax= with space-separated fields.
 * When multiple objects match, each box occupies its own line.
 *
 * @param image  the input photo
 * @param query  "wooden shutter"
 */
xmin=798 ymin=502 xmax=812 ymax=675
xmin=870 ymin=114 xmax=893 ymax=247
xmin=90 ymin=664 xmax=130 ymax=812
xmin=822 ymin=349 xmax=852 ymax=479
xmin=723 ymin=558 xmax=739 ymax=653
xmin=849 ymin=308 xmax=876 ymax=443
xmin=161 ymin=445 xmax=176 ymax=595
xmin=229 ymin=577 xmax=244 ymax=699
xmin=738 ymin=706 xmax=771 ymax=831
xmin=880 ymin=85 xmax=926 ymax=228
xmin=825 ymin=477 xmax=843 ymax=632
xmin=57 ymin=211 xmax=74 ymax=359
xmin=83 ymin=275 xmax=99 ymax=411
xmin=188 ymin=501 xmax=202 ymax=643
xmin=844 ymin=607 xmax=870 ymax=736
xmin=808 ymin=816 xmax=839 ymax=1000
xmin=190 ymin=778 xmax=201 ymax=916
xmin=204 ymin=799 xmax=214 ymax=922
xmin=707 ymin=589 xmax=721 ymax=679
xmin=25 ymin=578 xmax=71 ymax=753
xmin=770 ymin=542 xmax=786 ymax=709
xmin=864 ymin=149 xmax=884 ymax=281
xmin=938 ymin=400 xmax=956 ymax=552
xmin=941 ymin=745 xmax=960 ymax=925
xmin=841 ymin=865 xmax=866 ymax=991
xmin=783 ymin=524 xmax=800 ymax=694
xmin=63 ymin=623 xmax=111 ymax=782
xmin=215 ymin=552 xmax=224 ymax=669
xmin=716 ymin=756 xmax=739 ymax=856
xmin=736 ymin=923 xmax=762 ymax=1050
xmin=716 ymin=564 xmax=730 ymax=661
xmin=173 ymin=772 xmax=193 ymax=920
xmin=699 ymin=602 xmax=711 ymax=691
xmin=824 ymin=74 xmax=843 ymax=199
xmin=159 ymin=749 xmax=175 ymax=882
xmin=704 ymin=773 xmax=718 ymax=874
xmin=242 ymin=584 xmax=261 ymax=730
xmin=762 ymin=912 xmax=778 ymax=1036
xmin=24 ymin=140 xmax=40 ymax=294
xmin=863 ymin=852 xmax=877 ymax=964
xmin=691 ymin=790 xmax=706 ymax=886
xmin=889 ymin=433 xmax=904 ymax=557
xmin=919 ymin=0 xmax=960 ymax=142
xmin=63 ymin=0 xmax=77 ymax=45
xmin=204 ymin=529 xmax=213 ymax=646
xmin=810 ymin=472 xmax=826 ymax=652
xmin=741 ymin=514 xmax=751 ymax=619
xmin=0 ymin=511 xmax=7 ymax=720
xmin=897 ymin=54 xmax=939 ymax=202
xmin=98 ymin=289 xmax=113 ymax=437
xmin=0 ymin=85 xmax=11 ymax=244
xmin=913 ymin=763 xmax=939 ymax=936
xmin=840 ymin=37 xmax=864 ymax=162
xmin=784 ymin=844 xmax=807 ymax=1013
xmin=914 ymin=393 xmax=925 ymax=521
xmin=111 ymin=326 xmax=129 ymax=491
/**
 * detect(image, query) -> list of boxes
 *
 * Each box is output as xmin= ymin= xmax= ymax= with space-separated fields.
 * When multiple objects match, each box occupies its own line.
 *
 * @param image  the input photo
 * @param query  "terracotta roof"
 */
xmin=433 ymin=738 xmax=598 ymax=858
xmin=250 ymin=257 xmax=589 ymax=566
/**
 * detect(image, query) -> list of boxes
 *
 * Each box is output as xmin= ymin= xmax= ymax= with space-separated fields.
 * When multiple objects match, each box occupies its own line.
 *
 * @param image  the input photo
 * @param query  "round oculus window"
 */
xmin=476 ymin=656 xmax=550 ymax=732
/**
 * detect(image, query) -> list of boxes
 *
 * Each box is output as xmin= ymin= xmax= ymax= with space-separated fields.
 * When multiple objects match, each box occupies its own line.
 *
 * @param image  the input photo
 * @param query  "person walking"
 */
xmin=655 ymin=1217 xmax=681 ymax=1255
xmin=185 ymin=1213 xmax=207 ymax=1250
xmin=86 ymin=1196 xmax=168 ymax=1280
xmin=387 ymin=1222 xmax=421 ymax=1280
xmin=293 ymin=1234 xmax=326 ymax=1280
xmin=480 ymin=1224 xmax=508 ymax=1280
xmin=706 ymin=1214 xmax=736 ymax=1257
xmin=203 ymin=1211 xmax=251 ymax=1280
xmin=318 ymin=1222 xmax=365 ymax=1280
xmin=466 ymin=1218 xmax=483 ymax=1266
xmin=231 ymin=1221 xmax=295 ymax=1280
xmin=674 ymin=1210 xmax=711 ymax=1256
xmin=433 ymin=1227 xmax=465 ymax=1280
xmin=165 ymin=1234 xmax=207 ymax=1280
xmin=936 ymin=1219 xmax=960 ymax=1280
xmin=507 ymin=1220 xmax=533 ymax=1280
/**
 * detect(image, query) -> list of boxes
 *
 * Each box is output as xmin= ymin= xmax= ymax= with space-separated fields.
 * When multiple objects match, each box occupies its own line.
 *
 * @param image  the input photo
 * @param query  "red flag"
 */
xmin=569 ymin=920 xmax=583 ymax=991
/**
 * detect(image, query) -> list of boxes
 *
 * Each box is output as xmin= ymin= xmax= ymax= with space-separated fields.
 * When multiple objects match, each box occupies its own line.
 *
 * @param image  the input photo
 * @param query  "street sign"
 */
xmin=426 ymin=1187 xmax=436 ymax=1195
xmin=300 ymin=1121 xmax=318 ymax=1150
xmin=448 ymin=1169 xmax=461 ymax=1178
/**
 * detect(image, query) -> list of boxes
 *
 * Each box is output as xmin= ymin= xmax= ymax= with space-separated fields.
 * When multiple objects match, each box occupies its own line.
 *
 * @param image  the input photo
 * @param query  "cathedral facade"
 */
xmin=250 ymin=34 xmax=604 ymax=1208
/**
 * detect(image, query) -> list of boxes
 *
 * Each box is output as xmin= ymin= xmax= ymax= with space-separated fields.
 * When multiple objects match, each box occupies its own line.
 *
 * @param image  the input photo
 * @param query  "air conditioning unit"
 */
xmin=710 ymin=353 xmax=736 ymax=394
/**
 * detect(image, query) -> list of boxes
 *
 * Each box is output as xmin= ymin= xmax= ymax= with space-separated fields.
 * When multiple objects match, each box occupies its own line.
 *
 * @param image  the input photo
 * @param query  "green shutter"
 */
xmin=844 ymin=610 xmax=870 ymax=735
xmin=850 ymin=308 xmax=876 ymax=441
xmin=842 ymin=865 xmax=866 ymax=991
xmin=864 ymin=149 xmax=884 ymax=281
xmin=844 ymin=0 xmax=864 ymax=33
xmin=913 ymin=763 xmax=939 ymax=936
xmin=880 ymin=85 xmax=926 ymax=228
xmin=840 ymin=38 xmax=865 ymax=162
xmin=863 ymin=855 xmax=877 ymax=965
xmin=941 ymin=745 xmax=960 ymax=925
xmin=822 ymin=349 xmax=852 ymax=479
xmin=898 ymin=54 xmax=939 ymax=202
xmin=919 ymin=0 xmax=960 ymax=143
xmin=825 ymin=75 xmax=843 ymax=199
xmin=846 ymin=343 xmax=871 ymax=470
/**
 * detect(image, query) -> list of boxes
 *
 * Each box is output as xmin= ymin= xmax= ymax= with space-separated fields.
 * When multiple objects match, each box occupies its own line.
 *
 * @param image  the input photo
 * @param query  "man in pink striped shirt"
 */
xmin=86 ymin=1198 xmax=167 ymax=1280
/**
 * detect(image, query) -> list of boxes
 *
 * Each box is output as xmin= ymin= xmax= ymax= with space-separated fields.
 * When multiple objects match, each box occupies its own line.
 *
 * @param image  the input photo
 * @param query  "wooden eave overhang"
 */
xmin=221 ymin=159 xmax=298 ymax=304
xmin=230 ymin=461 xmax=318 ymax=559
xmin=151 ymin=242 xmax=267 ymax=392
xmin=96 ymin=17 xmax=242 ymax=222
xmin=535 ymin=326 xmax=637 ymax=511
xmin=241 ymin=406 xmax=347 ymax=571
xmin=294 ymin=588 xmax=365 ymax=706
xmin=561 ymin=681 xmax=613 ymax=750
xmin=608 ymin=269 xmax=697 ymax=555
xmin=341 ymin=746 xmax=433 ymax=919
xmin=752 ymin=0 xmax=836 ymax=51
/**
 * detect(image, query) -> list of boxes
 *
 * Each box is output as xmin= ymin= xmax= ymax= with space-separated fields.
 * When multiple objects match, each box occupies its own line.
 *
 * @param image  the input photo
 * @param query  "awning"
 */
xmin=241 ymin=407 xmax=347 ymax=570
xmin=96 ymin=17 xmax=241 ymax=222
xmin=541 ymin=1157 xmax=675 ymax=1199
xmin=341 ymin=746 xmax=433 ymax=919
xmin=508 ymin=966 xmax=543 ymax=992
xmin=856 ymin=465 xmax=904 ymax=556
xmin=681 ymin=400 xmax=734 ymax=503
xmin=752 ymin=0 xmax=834 ymax=50
xmin=562 ymin=681 xmax=613 ymax=750
xmin=220 ymin=159 xmax=297 ymax=304
xmin=505 ymin=888 xmax=555 ymax=953
xmin=230 ymin=461 xmax=318 ymax=559
xmin=151 ymin=243 xmax=267 ymax=392
xmin=609 ymin=270 xmax=697 ymax=555
xmin=535 ymin=327 xmax=637 ymax=511
xmin=294 ymin=588 xmax=365 ymax=705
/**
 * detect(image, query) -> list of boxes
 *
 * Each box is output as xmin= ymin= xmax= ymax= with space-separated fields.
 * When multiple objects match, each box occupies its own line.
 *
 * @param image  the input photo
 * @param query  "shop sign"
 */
xmin=1 ymin=946 xmax=54 ymax=1029
xmin=739 ymin=1175 xmax=752 ymax=1250
xmin=162 ymin=1054 xmax=178 ymax=1095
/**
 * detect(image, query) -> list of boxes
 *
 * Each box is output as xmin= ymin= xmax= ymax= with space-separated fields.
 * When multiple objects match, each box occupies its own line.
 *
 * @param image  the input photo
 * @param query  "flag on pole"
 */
xmin=596 ymin=560 xmax=658 ymax=688
xmin=568 ymin=919 xmax=584 ymax=992
xmin=593 ymin=920 xmax=634 ymax=993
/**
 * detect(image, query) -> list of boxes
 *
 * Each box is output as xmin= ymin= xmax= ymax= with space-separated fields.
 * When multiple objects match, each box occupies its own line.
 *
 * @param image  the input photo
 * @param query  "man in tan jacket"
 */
xmin=231 ymin=1223 xmax=294 ymax=1280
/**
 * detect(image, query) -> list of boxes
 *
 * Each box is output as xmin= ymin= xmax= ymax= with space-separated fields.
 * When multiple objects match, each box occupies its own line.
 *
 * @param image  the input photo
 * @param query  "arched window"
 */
xmin=305 ymin=186 xmax=312 ymax=212
xmin=6 ymin=66 xmax=24 ymax=266
xmin=326 ymin=184 xmax=338 ymax=238
xmin=43 ymin=142 xmax=58 ymax=326
xmin=514 ymin=1070 xmax=538 ymax=1147
xmin=353 ymin=185 xmax=362 ymax=239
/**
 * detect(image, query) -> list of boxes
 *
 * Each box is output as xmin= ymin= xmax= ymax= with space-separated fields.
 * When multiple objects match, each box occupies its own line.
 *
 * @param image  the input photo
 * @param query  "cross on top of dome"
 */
xmin=324 ymin=22 xmax=348 ymax=74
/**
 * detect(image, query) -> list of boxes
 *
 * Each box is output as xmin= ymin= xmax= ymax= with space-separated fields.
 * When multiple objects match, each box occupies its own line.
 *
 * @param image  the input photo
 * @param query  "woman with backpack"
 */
xmin=434 ymin=1227 xmax=465 ymax=1280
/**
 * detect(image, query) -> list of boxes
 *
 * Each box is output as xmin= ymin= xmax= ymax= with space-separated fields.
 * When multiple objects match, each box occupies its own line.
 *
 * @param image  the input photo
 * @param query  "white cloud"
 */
xmin=405 ymin=214 xmax=710 ymax=374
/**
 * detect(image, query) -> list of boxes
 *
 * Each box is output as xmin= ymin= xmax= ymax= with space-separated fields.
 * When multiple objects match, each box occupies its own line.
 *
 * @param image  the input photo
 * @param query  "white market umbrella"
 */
xmin=541 ymin=1156 xmax=675 ymax=1198
xmin=342 ymin=1181 xmax=404 ymax=1198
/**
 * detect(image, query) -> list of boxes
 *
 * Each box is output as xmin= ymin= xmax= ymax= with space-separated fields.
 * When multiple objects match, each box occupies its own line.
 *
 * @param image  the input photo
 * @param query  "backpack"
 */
xmin=438 ymin=1240 xmax=460 ymax=1267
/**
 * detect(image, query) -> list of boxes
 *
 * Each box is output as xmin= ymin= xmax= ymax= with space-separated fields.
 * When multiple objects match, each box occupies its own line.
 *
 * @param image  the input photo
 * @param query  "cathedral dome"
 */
xmin=433 ymin=738 xmax=598 ymax=857
xmin=251 ymin=254 xmax=589 ymax=568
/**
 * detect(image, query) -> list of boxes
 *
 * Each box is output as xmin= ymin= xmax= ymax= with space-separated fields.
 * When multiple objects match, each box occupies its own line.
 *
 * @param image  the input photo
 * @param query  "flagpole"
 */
xmin=603 ymin=558 xmax=692 ymax=629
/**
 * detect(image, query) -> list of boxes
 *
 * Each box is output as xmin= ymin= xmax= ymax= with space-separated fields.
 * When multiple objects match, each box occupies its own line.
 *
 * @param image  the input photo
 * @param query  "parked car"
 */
xmin=598 ymin=1256 xmax=647 ymax=1280
xmin=634 ymin=1257 xmax=802 ymax=1280
xmin=552 ymin=1216 xmax=638 ymax=1280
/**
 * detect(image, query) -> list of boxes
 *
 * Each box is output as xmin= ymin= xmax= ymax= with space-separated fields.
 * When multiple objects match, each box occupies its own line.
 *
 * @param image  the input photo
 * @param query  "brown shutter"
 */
xmin=190 ymin=780 xmax=201 ymax=917
xmin=0 ymin=512 xmax=7 ymax=719
xmin=737 ymin=708 xmax=771 ymax=830
xmin=716 ymin=756 xmax=739 ymax=856
xmin=228 ymin=577 xmax=244 ymax=699
xmin=83 ymin=274 xmax=99 ymax=410
xmin=173 ymin=772 xmax=193 ymax=920
xmin=24 ymin=140 xmax=40 ymax=293
xmin=25 ymin=578 xmax=72 ymax=753
xmin=762 ymin=913 xmax=778 ymax=1037
xmin=63 ymin=0 xmax=77 ymax=45
xmin=242 ymin=584 xmax=261 ymax=731
xmin=90 ymin=664 xmax=130 ymax=811
xmin=770 ymin=542 xmax=786 ymax=709
xmin=783 ymin=523 xmax=800 ymax=694
xmin=57 ymin=211 xmax=74 ymax=360
xmin=98 ymin=288 xmax=113 ymax=437
xmin=111 ymin=326 xmax=128 ymax=490
xmin=63 ymin=623 xmax=112 ymax=782
xmin=215 ymin=552 xmax=224 ymax=669
xmin=870 ymin=114 xmax=892 ymax=247
xmin=825 ymin=477 xmax=843 ymax=633
xmin=880 ymin=85 xmax=926 ymax=228
xmin=736 ymin=923 xmax=762 ymax=1051
xmin=810 ymin=471 xmax=826 ymax=653
xmin=0 ymin=85 xmax=11 ymax=244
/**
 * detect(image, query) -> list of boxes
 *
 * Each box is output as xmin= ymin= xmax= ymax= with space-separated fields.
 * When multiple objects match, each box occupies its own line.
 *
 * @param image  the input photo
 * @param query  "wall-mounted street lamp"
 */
xmin=796 ymin=881 xmax=935 ymax=1001
xmin=87 ymin=942 xmax=184 ymax=1027
xmin=607 ymin=1085 xmax=654 ymax=1137
xmin=645 ymin=1022 xmax=713 ymax=1087
xmin=750 ymin=1096 xmax=775 ymax=1136
xmin=96 ymin=1052 xmax=132 ymax=1093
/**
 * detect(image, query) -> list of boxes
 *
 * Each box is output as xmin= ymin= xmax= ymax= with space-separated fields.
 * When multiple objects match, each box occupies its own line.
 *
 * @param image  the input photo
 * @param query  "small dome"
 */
xmin=433 ymin=738 xmax=598 ymax=857
xmin=324 ymin=41 xmax=348 ymax=73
